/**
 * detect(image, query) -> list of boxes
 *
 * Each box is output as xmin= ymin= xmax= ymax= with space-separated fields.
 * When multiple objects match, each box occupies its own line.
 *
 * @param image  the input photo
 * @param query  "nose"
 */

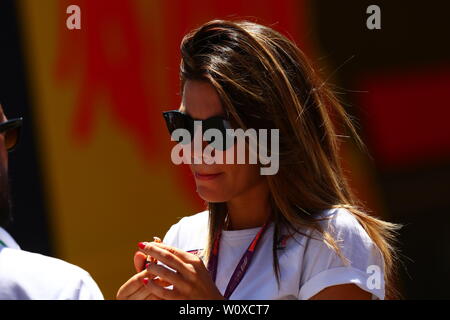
xmin=190 ymin=124 xmax=208 ymax=164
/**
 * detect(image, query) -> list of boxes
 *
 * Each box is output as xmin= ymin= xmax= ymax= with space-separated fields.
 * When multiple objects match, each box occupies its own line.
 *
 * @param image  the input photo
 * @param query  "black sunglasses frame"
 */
xmin=0 ymin=117 xmax=23 ymax=152
xmin=162 ymin=110 xmax=234 ymax=151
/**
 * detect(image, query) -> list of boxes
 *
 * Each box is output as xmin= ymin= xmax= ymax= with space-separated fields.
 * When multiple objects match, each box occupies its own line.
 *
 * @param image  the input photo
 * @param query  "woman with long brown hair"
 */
xmin=117 ymin=19 xmax=400 ymax=300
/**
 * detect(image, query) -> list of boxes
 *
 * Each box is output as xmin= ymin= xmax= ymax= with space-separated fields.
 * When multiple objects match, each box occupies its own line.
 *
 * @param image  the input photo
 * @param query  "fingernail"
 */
xmin=142 ymin=278 xmax=149 ymax=285
xmin=145 ymin=262 xmax=150 ymax=269
xmin=138 ymin=242 xmax=147 ymax=249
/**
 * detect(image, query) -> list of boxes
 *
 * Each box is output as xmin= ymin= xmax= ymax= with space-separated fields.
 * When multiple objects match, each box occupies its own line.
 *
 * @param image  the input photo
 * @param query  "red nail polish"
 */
xmin=142 ymin=278 xmax=149 ymax=285
xmin=145 ymin=262 xmax=150 ymax=269
xmin=138 ymin=242 xmax=146 ymax=249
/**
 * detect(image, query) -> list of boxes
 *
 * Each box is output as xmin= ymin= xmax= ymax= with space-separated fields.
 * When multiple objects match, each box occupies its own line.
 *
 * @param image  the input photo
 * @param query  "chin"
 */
xmin=196 ymin=186 xmax=230 ymax=203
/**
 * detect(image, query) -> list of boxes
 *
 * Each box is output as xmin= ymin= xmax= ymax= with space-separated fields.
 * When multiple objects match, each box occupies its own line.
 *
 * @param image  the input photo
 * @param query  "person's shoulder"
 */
xmin=163 ymin=210 xmax=209 ymax=250
xmin=316 ymin=206 xmax=358 ymax=224
xmin=298 ymin=207 xmax=386 ymax=300
xmin=313 ymin=207 xmax=372 ymax=243
xmin=168 ymin=210 xmax=209 ymax=233
xmin=303 ymin=207 xmax=384 ymax=269
xmin=9 ymin=248 xmax=89 ymax=274
xmin=0 ymin=248 xmax=103 ymax=300
xmin=280 ymin=207 xmax=369 ymax=250
xmin=177 ymin=210 xmax=209 ymax=226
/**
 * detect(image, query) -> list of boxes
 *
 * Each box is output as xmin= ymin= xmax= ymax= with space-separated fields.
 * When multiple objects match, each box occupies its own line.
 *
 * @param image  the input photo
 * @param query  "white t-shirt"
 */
xmin=162 ymin=207 xmax=385 ymax=300
xmin=0 ymin=227 xmax=104 ymax=300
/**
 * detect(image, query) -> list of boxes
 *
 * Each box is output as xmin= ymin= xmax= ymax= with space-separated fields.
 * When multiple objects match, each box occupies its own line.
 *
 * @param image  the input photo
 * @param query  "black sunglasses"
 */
xmin=0 ymin=118 xmax=23 ymax=152
xmin=162 ymin=110 xmax=234 ymax=151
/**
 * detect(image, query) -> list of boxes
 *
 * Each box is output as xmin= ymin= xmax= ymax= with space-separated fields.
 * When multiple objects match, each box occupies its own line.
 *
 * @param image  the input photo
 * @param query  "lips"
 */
xmin=194 ymin=172 xmax=223 ymax=181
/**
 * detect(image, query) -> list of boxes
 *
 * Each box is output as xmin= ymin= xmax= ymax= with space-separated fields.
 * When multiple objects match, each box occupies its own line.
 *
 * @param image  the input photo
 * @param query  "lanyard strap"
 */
xmin=207 ymin=221 xmax=269 ymax=299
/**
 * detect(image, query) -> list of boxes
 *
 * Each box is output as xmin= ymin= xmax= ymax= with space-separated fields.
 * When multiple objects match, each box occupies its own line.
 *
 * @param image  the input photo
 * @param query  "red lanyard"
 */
xmin=207 ymin=221 xmax=270 ymax=299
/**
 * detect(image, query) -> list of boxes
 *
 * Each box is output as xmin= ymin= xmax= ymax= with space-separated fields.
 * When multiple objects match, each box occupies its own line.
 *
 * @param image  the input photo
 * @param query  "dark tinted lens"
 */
xmin=163 ymin=112 xmax=235 ymax=150
xmin=203 ymin=118 xmax=234 ymax=151
xmin=163 ymin=111 xmax=193 ymax=144
xmin=4 ymin=127 xmax=19 ymax=151
xmin=163 ymin=112 xmax=186 ymax=134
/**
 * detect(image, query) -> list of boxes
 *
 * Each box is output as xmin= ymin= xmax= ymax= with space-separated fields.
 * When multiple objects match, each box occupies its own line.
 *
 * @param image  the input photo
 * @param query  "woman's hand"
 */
xmin=116 ymin=269 xmax=170 ymax=300
xmin=138 ymin=241 xmax=225 ymax=300
xmin=116 ymin=246 xmax=172 ymax=300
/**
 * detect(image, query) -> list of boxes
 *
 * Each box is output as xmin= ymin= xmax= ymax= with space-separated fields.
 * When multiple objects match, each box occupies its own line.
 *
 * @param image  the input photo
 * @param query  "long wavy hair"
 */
xmin=179 ymin=19 xmax=401 ymax=299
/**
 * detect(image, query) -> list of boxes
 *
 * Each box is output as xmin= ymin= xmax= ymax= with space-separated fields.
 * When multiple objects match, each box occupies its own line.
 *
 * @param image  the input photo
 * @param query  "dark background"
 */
xmin=312 ymin=1 xmax=450 ymax=298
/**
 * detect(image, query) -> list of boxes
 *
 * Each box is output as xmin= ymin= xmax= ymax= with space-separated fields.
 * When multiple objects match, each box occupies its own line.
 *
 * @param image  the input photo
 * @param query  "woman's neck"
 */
xmin=225 ymin=181 xmax=271 ymax=231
